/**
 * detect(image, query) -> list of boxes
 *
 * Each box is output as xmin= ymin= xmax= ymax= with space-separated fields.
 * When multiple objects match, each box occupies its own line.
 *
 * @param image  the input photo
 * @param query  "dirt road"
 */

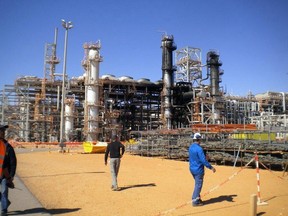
xmin=15 ymin=147 xmax=288 ymax=216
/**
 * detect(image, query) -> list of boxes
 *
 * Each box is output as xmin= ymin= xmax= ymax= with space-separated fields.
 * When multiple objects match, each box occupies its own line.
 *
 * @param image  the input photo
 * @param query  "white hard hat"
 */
xmin=192 ymin=132 xmax=202 ymax=140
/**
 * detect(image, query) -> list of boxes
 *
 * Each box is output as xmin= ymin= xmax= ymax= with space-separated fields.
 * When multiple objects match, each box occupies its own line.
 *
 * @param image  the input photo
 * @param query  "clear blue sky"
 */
xmin=0 ymin=0 xmax=287 ymax=96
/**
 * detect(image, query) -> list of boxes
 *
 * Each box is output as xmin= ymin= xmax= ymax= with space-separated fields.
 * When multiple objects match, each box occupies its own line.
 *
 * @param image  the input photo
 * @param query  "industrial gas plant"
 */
xmin=0 ymin=27 xmax=287 ymax=166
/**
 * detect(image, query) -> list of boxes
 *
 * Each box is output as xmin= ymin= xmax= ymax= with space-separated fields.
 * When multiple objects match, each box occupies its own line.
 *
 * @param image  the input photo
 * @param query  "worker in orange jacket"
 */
xmin=0 ymin=125 xmax=17 ymax=216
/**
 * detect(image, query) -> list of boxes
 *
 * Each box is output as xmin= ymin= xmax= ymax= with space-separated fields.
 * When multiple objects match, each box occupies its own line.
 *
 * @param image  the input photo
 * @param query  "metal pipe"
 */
xmin=25 ymin=98 xmax=29 ymax=142
xmin=57 ymin=86 xmax=60 ymax=110
xmin=281 ymin=92 xmax=286 ymax=112
xmin=1 ymin=89 xmax=4 ymax=124
xmin=59 ymin=20 xmax=73 ymax=151
xmin=54 ymin=28 xmax=58 ymax=45
xmin=65 ymin=98 xmax=74 ymax=141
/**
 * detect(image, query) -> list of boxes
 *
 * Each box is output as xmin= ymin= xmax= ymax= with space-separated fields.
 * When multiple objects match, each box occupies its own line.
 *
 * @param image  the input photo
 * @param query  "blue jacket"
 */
xmin=189 ymin=142 xmax=212 ymax=175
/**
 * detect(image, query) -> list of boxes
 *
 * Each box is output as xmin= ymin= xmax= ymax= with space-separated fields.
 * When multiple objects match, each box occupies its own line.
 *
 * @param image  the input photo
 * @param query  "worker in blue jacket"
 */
xmin=189 ymin=133 xmax=216 ymax=207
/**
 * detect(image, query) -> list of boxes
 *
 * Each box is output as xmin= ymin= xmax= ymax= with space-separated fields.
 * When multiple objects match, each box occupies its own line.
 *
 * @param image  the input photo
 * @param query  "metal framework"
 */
xmin=0 ymin=33 xmax=287 ymax=145
xmin=175 ymin=46 xmax=202 ymax=85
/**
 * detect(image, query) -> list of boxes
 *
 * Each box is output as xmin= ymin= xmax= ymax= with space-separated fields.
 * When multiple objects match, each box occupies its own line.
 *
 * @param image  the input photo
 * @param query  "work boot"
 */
xmin=1 ymin=210 xmax=7 ymax=216
xmin=112 ymin=186 xmax=121 ymax=191
xmin=192 ymin=201 xmax=204 ymax=207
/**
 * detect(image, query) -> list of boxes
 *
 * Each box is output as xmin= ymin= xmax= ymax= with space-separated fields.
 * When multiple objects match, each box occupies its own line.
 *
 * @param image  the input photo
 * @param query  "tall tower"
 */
xmin=207 ymin=50 xmax=223 ymax=96
xmin=161 ymin=35 xmax=177 ymax=129
xmin=83 ymin=41 xmax=103 ymax=141
xmin=43 ymin=28 xmax=60 ymax=82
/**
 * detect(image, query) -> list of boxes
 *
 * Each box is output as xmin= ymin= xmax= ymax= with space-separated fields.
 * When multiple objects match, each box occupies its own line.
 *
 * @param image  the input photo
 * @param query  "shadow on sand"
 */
xmin=203 ymin=194 xmax=237 ymax=205
xmin=21 ymin=171 xmax=105 ymax=179
xmin=9 ymin=207 xmax=81 ymax=215
xmin=119 ymin=183 xmax=156 ymax=191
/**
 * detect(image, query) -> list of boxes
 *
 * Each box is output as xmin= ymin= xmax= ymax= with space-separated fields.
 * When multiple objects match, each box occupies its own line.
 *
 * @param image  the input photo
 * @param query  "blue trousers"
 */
xmin=191 ymin=173 xmax=204 ymax=204
xmin=110 ymin=158 xmax=121 ymax=188
xmin=0 ymin=178 xmax=10 ymax=212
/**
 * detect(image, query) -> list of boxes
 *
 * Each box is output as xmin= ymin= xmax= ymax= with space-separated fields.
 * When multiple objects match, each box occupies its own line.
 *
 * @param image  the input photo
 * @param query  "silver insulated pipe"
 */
xmin=161 ymin=35 xmax=177 ymax=129
xmin=85 ymin=42 xmax=102 ymax=141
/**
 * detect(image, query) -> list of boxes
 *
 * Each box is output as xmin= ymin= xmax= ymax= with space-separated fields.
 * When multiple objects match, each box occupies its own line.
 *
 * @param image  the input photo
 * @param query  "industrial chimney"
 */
xmin=207 ymin=51 xmax=223 ymax=96
xmin=161 ymin=35 xmax=177 ymax=129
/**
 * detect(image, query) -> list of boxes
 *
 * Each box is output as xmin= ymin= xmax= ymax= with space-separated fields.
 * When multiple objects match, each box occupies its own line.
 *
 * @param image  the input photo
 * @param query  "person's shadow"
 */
xmin=119 ymin=183 xmax=156 ymax=191
xmin=8 ymin=207 xmax=81 ymax=215
xmin=203 ymin=194 xmax=237 ymax=205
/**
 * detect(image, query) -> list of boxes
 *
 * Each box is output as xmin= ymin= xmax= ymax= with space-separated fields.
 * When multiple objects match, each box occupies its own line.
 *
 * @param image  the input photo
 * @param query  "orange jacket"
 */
xmin=0 ymin=140 xmax=7 ymax=178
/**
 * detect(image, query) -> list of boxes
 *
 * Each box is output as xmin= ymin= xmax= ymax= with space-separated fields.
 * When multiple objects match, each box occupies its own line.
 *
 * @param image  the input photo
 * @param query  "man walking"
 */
xmin=189 ymin=133 xmax=215 ymax=207
xmin=104 ymin=135 xmax=125 ymax=191
xmin=0 ymin=125 xmax=17 ymax=216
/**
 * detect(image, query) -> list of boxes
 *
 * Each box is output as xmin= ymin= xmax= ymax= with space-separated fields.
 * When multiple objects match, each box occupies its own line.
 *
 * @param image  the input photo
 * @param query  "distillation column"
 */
xmin=84 ymin=42 xmax=103 ymax=141
xmin=206 ymin=50 xmax=224 ymax=124
xmin=207 ymin=51 xmax=223 ymax=96
xmin=64 ymin=98 xmax=75 ymax=141
xmin=161 ymin=35 xmax=177 ymax=129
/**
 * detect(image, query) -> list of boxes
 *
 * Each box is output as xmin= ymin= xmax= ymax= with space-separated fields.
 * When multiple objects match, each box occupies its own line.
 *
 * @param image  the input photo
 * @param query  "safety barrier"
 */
xmin=254 ymin=154 xmax=268 ymax=205
xmin=155 ymin=152 xmax=287 ymax=215
xmin=10 ymin=140 xmax=82 ymax=148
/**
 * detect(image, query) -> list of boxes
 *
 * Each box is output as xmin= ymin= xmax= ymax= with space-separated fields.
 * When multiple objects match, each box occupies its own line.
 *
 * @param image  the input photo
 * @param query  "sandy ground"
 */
xmin=15 ymin=147 xmax=288 ymax=216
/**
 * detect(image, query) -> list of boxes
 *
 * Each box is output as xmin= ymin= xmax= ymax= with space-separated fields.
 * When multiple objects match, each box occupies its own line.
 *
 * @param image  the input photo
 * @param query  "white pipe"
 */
xmin=281 ymin=92 xmax=286 ymax=112
xmin=163 ymin=71 xmax=172 ymax=129
xmin=57 ymin=86 xmax=60 ymax=110
xmin=65 ymin=99 xmax=74 ymax=141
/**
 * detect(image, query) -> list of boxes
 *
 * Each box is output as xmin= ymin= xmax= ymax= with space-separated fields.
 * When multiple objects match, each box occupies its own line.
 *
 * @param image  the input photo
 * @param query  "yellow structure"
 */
xmin=83 ymin=141 xmax=107 ymax=153
xmin=125 ymin=138 xmax=139 ymax=145
xmin=231 ymin=132 xmax=276 ymax=141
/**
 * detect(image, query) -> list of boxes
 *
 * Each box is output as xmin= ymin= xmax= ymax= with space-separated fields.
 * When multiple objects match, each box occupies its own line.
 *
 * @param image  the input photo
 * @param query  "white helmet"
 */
xmin=192 ymin=132 xmax=202 ymax=140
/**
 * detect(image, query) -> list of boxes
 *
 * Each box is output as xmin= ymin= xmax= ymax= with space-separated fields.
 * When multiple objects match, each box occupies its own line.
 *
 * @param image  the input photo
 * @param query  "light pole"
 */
xmin=59 ymin=19 xmax=73 ymax=151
